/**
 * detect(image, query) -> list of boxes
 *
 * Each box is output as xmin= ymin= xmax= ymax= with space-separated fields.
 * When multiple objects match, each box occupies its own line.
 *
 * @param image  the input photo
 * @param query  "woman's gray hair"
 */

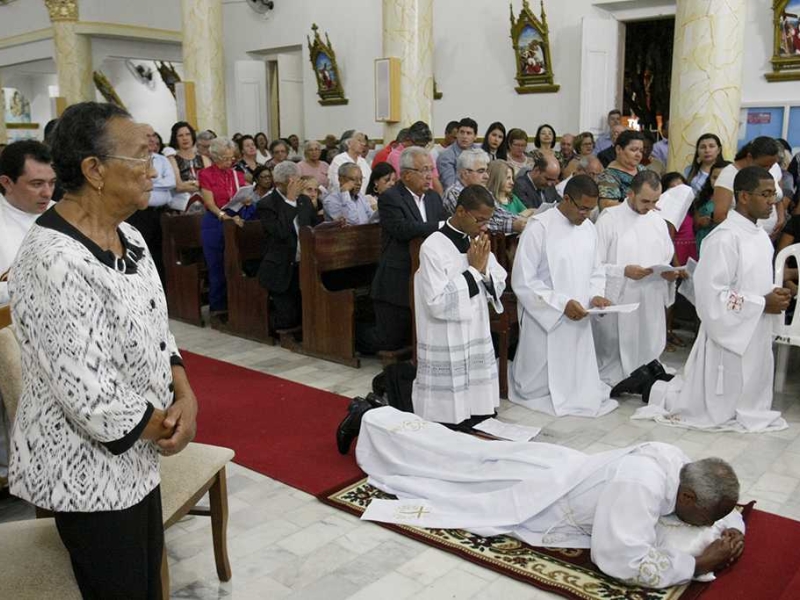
xmin=347 ymin=132 xmax=366 ymax=150
xmin=399 ymin=146 xmax=429 ymax=173
xmin=197 ymin=130 xmax=216 ymax=143
xmin=209 ymin=137 xmax=236 ymax=162
xmin=303 ymin=139 xmax=321 ymax=157
xmin=680 ymin=458 xmax=740 ymax=512
xmin=272 ymin=160 xmax=300 ymax=184
xmin=457 ymin=148 xmax=490 ymax=173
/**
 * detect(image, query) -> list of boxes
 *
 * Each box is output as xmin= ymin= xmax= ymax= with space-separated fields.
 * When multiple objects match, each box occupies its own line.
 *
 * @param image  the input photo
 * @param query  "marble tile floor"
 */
xmin=3 ymin=320 xmax=800 ymax=599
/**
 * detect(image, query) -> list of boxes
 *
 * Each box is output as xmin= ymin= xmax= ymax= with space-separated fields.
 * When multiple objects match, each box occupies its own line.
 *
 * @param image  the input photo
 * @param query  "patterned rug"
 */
xmin=319 ymin=477 xmax=753 ymax=600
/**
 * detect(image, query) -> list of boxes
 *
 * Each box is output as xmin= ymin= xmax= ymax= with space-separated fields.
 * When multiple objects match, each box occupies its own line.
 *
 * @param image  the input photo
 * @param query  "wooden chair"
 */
xmin=162 ymin=212 xmax=206 ymax=327
xmin=774 ymin=242 xmax=800 ymax=392
xmin=298 ymin=224 xmax=382 ymax=367
xmin=0 ymin=326 xmax=234 ymax=599
xmin=223 ymin=220 xmax=273 ymax=344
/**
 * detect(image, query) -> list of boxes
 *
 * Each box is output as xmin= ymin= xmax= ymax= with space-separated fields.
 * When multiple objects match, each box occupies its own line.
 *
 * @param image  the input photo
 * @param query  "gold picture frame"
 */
xmin=509 ymin=0 xmax=559 ymax=94
xmin=92 ymin=70 xmax=126 ymax=109
xmin=766 ymin=0 xmax=800 ymax=82
xmin=307 ymin=23 xmax=349 ymax=106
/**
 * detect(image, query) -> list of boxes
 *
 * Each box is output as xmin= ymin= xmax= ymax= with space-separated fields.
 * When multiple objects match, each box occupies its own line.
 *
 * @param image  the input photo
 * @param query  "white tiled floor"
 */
xmin=3 ymin=320 xmax=799 ymax=599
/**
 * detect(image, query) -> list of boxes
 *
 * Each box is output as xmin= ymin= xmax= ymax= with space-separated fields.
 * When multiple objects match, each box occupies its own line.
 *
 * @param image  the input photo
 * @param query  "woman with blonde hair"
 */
xmin=486 ymin=160 xmax=531 ymax=216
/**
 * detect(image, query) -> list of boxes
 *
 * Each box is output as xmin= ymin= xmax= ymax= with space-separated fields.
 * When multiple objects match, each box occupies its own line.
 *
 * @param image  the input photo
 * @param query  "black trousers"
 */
xmin=270 ymin=264 xmax=302 ymax=330
xmin=126 ymin=207 xmax=166 ymax=288
xmin=54 ymin=485 xmax=164 ymax=600
xmin=357 ymin=300 xmax=412 ymax=354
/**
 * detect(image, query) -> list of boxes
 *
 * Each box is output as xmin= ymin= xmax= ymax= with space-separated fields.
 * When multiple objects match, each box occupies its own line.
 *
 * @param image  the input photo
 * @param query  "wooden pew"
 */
xmin=298 ymin=224 xmax=382 ymax=367
xmin=223 ymin=220 xmax=274 ymax=344
xmin=489 ymin=233 xmax=519 ymax=399
xmin=162 ymin=213 xmax=206 ymax=327
xmin=0 ymin=304 xmax=9 ymax=330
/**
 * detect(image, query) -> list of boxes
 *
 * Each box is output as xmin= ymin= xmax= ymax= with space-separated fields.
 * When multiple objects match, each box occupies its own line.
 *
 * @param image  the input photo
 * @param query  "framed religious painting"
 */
xmin=766 ymin=0 xmax=800 ymax=82
xmin=92 ymin=71 xmax=126 ymax=110
xmin=307 ymin=23 xmax=349 ymax=106
xmin=509 ymin=0 xmax=559 ymax=94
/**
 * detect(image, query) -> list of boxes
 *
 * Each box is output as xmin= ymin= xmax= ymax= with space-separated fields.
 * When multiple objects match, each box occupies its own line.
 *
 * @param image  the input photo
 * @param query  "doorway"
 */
xmin=622 ymin=17 xmax=675 ymax=132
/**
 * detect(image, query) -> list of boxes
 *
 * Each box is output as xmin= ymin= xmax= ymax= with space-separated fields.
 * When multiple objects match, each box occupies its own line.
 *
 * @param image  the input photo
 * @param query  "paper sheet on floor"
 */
xmin=472 ymin=418 xmax=541 ymax=442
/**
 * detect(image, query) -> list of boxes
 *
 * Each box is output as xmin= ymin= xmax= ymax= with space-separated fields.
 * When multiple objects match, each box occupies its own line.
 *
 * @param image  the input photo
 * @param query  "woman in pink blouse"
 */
xmin=298 ymin=139 xmax=330 ymax=191
xmin=198 ymin=137 xmax=247 ymax=319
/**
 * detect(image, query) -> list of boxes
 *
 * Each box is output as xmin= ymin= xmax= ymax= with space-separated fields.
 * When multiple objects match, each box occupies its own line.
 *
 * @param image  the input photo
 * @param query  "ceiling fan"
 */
xmin=246 ymin=0 xmax=274 ymax=14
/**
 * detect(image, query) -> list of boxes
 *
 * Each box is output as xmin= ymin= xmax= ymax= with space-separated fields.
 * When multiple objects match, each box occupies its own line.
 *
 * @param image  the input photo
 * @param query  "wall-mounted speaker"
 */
xmin=374 ymin=57 xmax=401 ymax=123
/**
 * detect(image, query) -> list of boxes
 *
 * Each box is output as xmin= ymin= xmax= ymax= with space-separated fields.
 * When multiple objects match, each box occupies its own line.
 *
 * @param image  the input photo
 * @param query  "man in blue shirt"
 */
xmin=436 ymin=117 xmax=479 ymax=189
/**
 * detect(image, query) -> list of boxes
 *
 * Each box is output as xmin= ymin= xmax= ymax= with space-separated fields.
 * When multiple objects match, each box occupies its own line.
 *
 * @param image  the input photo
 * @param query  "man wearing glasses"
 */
xmin=592 ymin=170 xmax=679 ymax=400
xmin=634 ymin=166 xmax=790 ymax=433
xmin=361 ymin=146 xmax=447 ymax=354
xmin=412 ymin=185 xmax=507 ymax=427
xmin=442 ymin=149 xmax=527 ymax=235
xmin=509 ymin=175 xmax=618 ymax=417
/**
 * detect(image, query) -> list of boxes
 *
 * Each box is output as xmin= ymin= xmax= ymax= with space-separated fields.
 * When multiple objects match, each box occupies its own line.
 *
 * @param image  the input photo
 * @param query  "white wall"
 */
xmin=741 ymin=0 xmax=796 ymax=106
xmin=222 ymin=0 xmax=382 ymax=141
xmin=79 ymin=0 xmax=182 ymax=30
xmin=0 ymin=0 xmax=51 ymax=39
xmin=98 ymin=58 xmax=183 ymax=140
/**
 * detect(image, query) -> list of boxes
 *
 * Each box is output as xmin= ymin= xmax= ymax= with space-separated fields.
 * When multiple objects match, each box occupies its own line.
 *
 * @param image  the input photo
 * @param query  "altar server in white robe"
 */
xmin=0 ymin=140 xmax=57 ymax=304
xmin=357 ymin=406 xmax=746 ymax=588
xmin=412 ymin=185 xmax=506 ymax=425
xmin=594 ymin=170 xmax=680 ymax=390
xmin=634 ymin=166 xmax=790 ymax=432
xmin=0 ymin=140 xmax=56 ymax=481
xmin=509 ymin=175 xmax=618 ymax=417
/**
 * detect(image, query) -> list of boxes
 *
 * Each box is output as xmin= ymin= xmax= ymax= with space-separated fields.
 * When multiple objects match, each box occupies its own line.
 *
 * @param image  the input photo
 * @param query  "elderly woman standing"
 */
xmin=198 ymin=137 xmax=247 ymax=318
xmin=8 ymin=102 xmax=197 ymax=599
xmin=298 ymin=139 xmax=330 ymax=190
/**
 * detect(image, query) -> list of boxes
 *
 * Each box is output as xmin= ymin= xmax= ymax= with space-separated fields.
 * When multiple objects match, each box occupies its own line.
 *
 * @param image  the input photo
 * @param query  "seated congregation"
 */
xmin=1 ymin=101 xmax=799 ymax=595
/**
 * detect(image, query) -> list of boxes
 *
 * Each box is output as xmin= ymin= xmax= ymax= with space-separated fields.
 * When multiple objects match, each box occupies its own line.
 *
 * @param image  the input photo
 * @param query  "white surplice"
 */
xmin=509 ymin=207 xmax=617 ymax=417
xmin=633 ymin=210 xmax=787 ymax=432
xmin=412 ymin=227 xmax=507 ymax=424
xmin=356 ymin=407 xmax=745 ymax=588
xmin=593 ymin=201 xmax=675 ymax=384
xmin=0 ymin=195 xmax=54 ymax=304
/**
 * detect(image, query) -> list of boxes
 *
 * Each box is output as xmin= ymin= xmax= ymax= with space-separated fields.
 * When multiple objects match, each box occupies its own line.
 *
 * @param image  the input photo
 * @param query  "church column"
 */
xmin=180 ymin=0 xmax=227 ymax=135
xmin=382 ymin=0 xmax=434 ymax=142
xmin=44 ymin=0 xmax=94 ymax=106
xmin=667 ymin=0 xmax=745 ymax=171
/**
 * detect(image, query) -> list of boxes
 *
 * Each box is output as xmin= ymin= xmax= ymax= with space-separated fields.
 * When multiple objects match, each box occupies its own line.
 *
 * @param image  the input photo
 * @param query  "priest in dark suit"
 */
xmin=364 ymin=146 xmax=447 ymax=352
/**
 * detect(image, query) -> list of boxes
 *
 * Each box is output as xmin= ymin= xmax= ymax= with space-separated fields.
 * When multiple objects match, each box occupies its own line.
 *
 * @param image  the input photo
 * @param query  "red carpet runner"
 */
xmin=184 ymin=351 xmax=364 ymax=495
xmin=703 ymin=507 xmax=800 ymax=600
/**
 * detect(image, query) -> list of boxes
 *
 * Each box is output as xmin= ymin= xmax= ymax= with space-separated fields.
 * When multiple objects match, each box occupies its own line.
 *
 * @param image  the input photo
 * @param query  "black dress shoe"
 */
xmin=645 ymin=360 xmax=673 ymax=382
xmin=365 ymin=392 xmax=388 ymax=408
xmin=336 ymin=397 xmax=373 ymax=455
xmin=610 ymin=364 xmax=654 ymax=398
xmin=641 ymin=361 xmax=674 ymax=404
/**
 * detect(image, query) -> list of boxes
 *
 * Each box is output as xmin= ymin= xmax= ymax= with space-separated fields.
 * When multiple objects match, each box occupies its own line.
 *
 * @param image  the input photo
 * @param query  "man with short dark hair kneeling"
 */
xmin=337 ymin=185 xmax=507 ymax=453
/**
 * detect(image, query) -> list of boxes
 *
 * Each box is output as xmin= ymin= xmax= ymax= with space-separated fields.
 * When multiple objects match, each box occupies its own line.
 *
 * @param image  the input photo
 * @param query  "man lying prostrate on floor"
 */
xmin=355 ymin=406 xmax=745 ymax=589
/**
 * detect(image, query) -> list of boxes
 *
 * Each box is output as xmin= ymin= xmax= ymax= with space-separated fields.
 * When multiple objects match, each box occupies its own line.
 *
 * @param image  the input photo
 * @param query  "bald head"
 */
xmin=531 ymin=154 xmax=561 ymax=189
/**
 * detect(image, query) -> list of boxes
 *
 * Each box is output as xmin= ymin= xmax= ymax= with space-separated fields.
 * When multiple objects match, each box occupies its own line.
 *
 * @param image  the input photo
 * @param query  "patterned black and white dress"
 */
xmin=8 ymin=208 xmax=182 ymax=512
